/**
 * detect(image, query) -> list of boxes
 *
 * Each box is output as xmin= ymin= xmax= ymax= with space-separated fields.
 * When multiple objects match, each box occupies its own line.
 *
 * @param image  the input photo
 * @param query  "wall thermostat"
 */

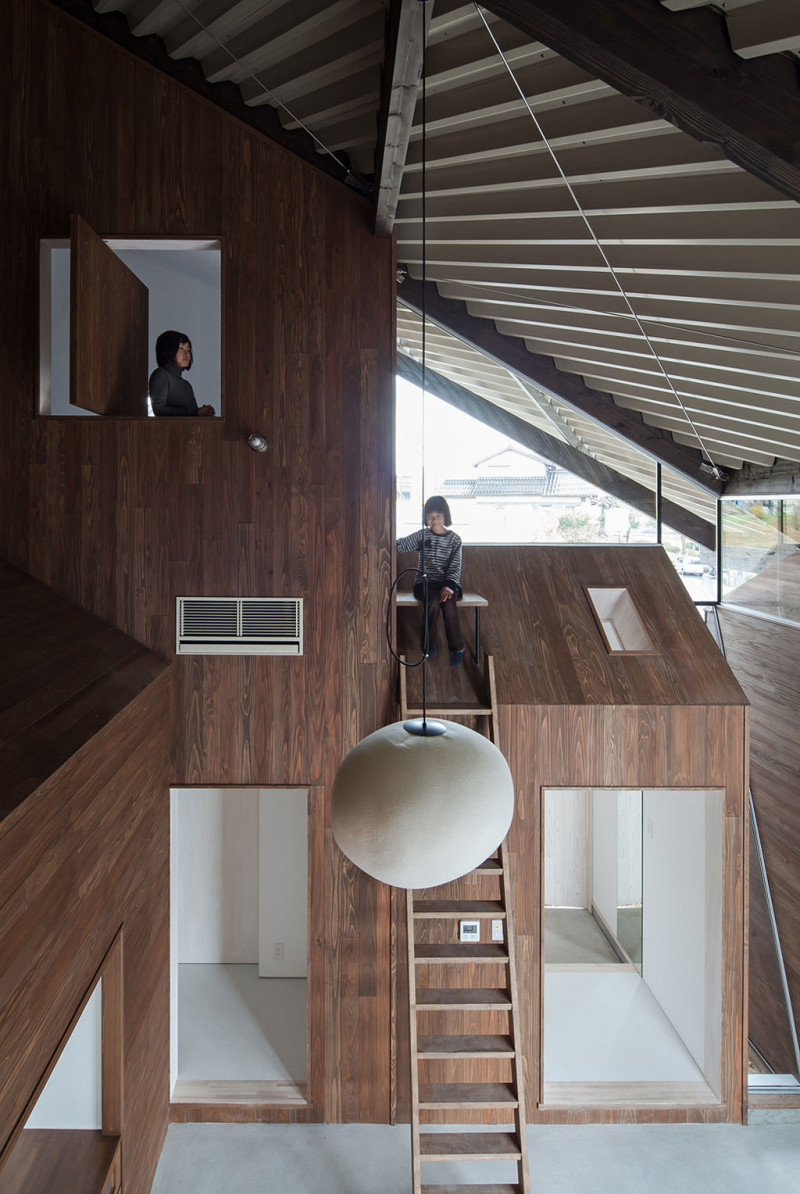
xmin=459 ymin=919 xmax=480 ymax=942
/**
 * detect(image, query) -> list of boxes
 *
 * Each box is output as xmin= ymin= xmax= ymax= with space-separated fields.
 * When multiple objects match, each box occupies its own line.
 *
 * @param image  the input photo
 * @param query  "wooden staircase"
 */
xmin=401 ymin=653 xmax=529 ymax=1193
xmin=407 ymin=844 xmax=530 ymax=1193
xmin=399 ymin=653 xmax=499 ymax=728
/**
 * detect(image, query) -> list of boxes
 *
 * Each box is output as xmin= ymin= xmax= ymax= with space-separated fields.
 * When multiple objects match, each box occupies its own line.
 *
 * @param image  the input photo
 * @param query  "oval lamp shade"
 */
xmin=331 ymin=719 xmax=515 ymax=889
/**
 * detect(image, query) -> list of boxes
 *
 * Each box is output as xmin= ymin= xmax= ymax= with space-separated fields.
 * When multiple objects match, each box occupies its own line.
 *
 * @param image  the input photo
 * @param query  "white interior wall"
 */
xmin=258 ymin=789 xmax=309 ymax=978
xmin=617 ymin=789 xmax=643 ymax=907
xmin=176 ymin=787 xmax=260 ymax=963
xmin=642 ymin=789 xmax=722 ymax=1086
xmin=26 ymin=981 xmax=102 ymax=1129
xmin=116 ymin=249 xmax=221 ymax=411
xmin=544 ymin=788 xmax=588 ymax=907
xmin=46 ymin=246 xmax=220 ymax=416
xmin=591 ymin=789 xmax=618 ymax=932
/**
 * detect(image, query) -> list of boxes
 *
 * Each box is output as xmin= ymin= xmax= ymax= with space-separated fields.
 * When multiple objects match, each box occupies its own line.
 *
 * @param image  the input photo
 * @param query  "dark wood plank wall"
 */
xmin=0 ymin=561 xmax=168 ymax=821
xmin=0 ymin=0 xmax=394 ymax=1131
xmin=0 ymin=671 xmax=171 ymax=1194
xmin=717 ymin=607 xmax=800 ymax=1077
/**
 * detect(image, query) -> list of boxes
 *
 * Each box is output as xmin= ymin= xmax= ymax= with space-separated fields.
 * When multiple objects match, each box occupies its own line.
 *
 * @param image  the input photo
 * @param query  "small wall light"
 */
xmin=247 ymin=432 xmax=268 ymax=453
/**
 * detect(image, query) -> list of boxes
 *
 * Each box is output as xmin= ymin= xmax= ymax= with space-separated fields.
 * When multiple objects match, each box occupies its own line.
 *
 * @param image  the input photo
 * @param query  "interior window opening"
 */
xmin=39 ymin=228 xmax=221 ymax=419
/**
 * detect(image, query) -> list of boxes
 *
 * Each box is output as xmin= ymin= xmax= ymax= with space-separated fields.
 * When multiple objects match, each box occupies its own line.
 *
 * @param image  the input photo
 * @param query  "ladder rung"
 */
xmin=420 ymin=1132 xmax=522 ymax=1161
xmin=416 ymin=988 xmax=511 ymax=1009
xmin=418 ymin=1034 xmax=515 ymax=1058
xmin=419 ymin=1083 xmax=519 ymax=1109
xmin=404 ymin=706 xmax=493 ymax=717
xmin=415 ymin=944 xmax=508 ymax=964
xmin=470 ymin=860 xmax=503 ymax=874
xmin=413 ymin=900 xmax=505 ymax=918
xmin=421 ymin=1186 xmax=521 ymax=1193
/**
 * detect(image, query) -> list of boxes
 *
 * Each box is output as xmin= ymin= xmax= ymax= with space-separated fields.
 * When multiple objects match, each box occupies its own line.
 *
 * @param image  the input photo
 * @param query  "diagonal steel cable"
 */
xmin=473 ymin=3 xmax=724 ymax=479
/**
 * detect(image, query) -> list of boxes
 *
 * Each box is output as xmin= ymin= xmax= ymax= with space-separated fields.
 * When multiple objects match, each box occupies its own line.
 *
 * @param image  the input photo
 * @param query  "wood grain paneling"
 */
xmin=0 ymin=1131 xmax=119 ymax=1194
xmin=718 ymin=607 xmax=800 ymax=1078
xmin=0 ymin=669 xmax=171 ymax=1194
xmin=0 ymin=0 xmax=394 ymax=1133
xmin=0 ymin=561 xmax=168 ymax=822
xmin=70 ymin=215 xmax=149 ymax=416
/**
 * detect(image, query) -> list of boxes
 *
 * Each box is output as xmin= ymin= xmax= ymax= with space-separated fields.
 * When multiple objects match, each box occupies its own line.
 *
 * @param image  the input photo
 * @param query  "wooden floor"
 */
xmin=0 ymin=1131 xmax=119 ymax=1194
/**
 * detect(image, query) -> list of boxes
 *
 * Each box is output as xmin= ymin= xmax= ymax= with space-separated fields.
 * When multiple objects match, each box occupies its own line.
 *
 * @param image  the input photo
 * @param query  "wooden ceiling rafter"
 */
xmin=479 ymin=0 xmax=800 ymax=205
xmin=397 ymin=273 xmax=724 ymax=493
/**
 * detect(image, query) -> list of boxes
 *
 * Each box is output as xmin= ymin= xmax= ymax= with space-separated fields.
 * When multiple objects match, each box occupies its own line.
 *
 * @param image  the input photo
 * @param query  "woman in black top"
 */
xmin=396 ymin=495 xmax=465 ymax=666
xmin=149 ymin=330 xmax=215 ymax=417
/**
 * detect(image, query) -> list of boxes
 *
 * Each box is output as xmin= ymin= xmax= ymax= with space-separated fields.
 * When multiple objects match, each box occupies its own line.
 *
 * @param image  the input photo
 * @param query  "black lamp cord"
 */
xmin=386 ymin=2 xmax=432 ymax=732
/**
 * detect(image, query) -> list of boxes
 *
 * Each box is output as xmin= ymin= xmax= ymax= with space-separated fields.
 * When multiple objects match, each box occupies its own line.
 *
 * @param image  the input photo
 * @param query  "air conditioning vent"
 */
xmin=177 ymin=597 xmax=303 ymax=655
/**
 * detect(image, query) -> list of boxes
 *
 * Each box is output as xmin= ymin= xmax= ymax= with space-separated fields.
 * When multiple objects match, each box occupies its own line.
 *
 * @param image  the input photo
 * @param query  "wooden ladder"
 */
xmin=399 ymin=653 xmax=499 ymax=728
xmin=403 ymin=657 xmax=530 ymax=1193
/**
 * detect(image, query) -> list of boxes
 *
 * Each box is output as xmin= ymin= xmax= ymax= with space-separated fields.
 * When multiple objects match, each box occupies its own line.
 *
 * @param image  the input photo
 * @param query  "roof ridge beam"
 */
xmin=375 ymin=0 xmax=433 ymax=236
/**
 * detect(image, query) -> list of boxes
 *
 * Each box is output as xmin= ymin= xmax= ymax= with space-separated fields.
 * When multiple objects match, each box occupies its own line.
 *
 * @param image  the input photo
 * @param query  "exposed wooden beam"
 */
xmin=46 ymin=0 xmax=358 ymax=191
xmin=479 ymin=0 xmax=800 ymax=206
xmin=397 ymin=272 xmax=722 ymax=493
xmin=397 ymin=351 xmax=715 ymax=548
xmin=722 ymin=459 xmax=800 ymax=498
xmin=374 ymin=0 xmax=433 ymax=237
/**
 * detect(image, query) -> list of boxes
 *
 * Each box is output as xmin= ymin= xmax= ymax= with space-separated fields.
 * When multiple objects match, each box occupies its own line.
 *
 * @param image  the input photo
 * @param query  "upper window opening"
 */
xmin=39 ymin=220 xmax=221 ymax=418
xmin=586 ymin=587 xmax=658 ymax=655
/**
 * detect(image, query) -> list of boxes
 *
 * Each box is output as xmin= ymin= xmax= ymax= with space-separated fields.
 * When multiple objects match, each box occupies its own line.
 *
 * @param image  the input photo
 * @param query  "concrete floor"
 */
xmin=545 ymin=908 xmax=620 ymax=964
xmin=150 ymin=1122 xmax=800 ymax=1193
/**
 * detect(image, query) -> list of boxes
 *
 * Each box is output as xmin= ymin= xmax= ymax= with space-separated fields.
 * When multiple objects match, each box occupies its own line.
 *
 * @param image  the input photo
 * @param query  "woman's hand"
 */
xmin=198 ymin=404 xmax=216 ymax=417
xmin=440 ymin=586 xmax=454 ymax=602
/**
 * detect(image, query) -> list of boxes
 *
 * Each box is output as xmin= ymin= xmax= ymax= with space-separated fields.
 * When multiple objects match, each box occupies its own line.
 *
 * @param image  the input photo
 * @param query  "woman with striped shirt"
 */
xmin=397 ymin=496 xmax=465 ymax=667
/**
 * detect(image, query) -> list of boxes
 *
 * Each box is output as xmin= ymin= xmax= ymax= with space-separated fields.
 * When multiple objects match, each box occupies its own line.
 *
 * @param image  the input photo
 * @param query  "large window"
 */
xmin=397 ymin=378 xmax=658 ymax=545
xmin=721 ymin=497 xmax=800 ymax=626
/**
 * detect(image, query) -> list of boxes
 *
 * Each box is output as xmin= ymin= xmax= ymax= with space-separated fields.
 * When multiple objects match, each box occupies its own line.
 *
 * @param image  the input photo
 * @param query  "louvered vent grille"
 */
xmin=177 ymin=597 xmax=303 ymax=655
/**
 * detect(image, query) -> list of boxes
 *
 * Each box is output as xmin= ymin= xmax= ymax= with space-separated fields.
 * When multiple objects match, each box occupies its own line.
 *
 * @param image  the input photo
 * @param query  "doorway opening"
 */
xmin=170 ymin=787 xmax=308 ymax=1106
xmin=542 ymin=787 xmax=723 ymax=1107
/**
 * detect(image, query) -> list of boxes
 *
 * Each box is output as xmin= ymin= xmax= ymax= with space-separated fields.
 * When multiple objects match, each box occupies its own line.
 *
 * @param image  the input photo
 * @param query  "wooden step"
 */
xmin=416 ymin=987 xmax=511 ymax=1009
xmin=470 ymin=859 xmax=502 ymax=874
xmin=418 ymin=1034 xmax=515 ymax=1058
xmin=413 ymin=900 xmax=506 ymax=918
xmin=415 ymin=944 xmax=508 ymax=964
xmin=419 ymin=1082 xmax=519 ymax=1109
xmin=405 ymin=706 xmax=493 ymax=717
xmin=421 ymin=1186 xmax=521 ymax=1193
xmin=420 ymin=1132 xmax=522 ymax=1161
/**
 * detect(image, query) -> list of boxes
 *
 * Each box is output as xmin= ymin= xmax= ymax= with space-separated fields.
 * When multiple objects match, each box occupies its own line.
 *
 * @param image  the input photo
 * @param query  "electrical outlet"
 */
xmin=491 ymin=919 xmax=504 ymax=942
xmin=273 ymin=942 xmax=284 ymax=960
xmin=459 ymin=919 xmax=480 ymax=942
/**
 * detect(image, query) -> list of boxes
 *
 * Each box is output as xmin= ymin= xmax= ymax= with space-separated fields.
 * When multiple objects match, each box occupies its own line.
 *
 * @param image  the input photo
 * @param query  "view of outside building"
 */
xmin=722 ymin=497 xmax=800 ymax=625
xmin=396 ymin=377 xmax=716 ymax=601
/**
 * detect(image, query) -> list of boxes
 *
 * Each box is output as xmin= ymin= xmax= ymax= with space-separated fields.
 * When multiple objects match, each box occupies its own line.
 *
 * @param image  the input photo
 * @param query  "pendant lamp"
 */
xmin=330 ymin=1 xmax=515 ymax=890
